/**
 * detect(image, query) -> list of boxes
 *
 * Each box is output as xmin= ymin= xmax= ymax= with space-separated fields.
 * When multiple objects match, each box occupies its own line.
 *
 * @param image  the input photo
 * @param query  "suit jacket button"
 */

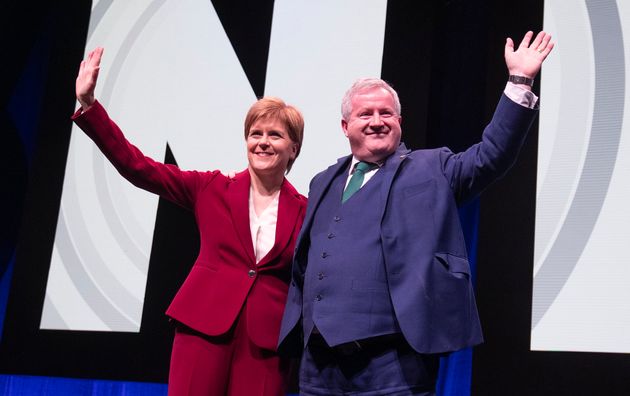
xmin=248 ymin=269 xmax=256 ymax=278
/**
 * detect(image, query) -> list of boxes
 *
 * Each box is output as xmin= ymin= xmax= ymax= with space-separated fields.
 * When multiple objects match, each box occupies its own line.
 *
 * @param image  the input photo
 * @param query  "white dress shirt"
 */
xmin=249 ymin=188 xmax=280 ymax=264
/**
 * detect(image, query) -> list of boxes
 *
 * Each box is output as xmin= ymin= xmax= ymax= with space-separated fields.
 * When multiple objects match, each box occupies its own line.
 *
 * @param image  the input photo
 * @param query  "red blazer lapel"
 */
xmin=228 ymin=170 xmax=256 ymax=265
xmin=257 ymin=179 xmax=303 ymax=267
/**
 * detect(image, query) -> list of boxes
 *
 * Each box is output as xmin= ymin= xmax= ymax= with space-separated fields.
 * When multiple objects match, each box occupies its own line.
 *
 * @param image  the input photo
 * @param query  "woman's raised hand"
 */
xmin=76 ymin=47 xmax=104 ymax=111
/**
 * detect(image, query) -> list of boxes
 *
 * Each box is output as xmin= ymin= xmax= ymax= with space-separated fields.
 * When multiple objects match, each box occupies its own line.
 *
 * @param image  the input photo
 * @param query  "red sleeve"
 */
xmin=72 ymin=101 xmax=219 ymax=210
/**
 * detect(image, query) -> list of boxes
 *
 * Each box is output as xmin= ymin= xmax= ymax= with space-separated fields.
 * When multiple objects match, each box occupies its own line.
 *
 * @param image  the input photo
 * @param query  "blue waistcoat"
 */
xmin=302 ymin=167 xmax=400 ymax=347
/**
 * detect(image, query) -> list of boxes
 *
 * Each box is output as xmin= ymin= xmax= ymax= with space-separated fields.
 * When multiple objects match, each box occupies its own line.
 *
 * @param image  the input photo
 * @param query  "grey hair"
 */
xmin=341 ymin=78 xmax=401 ymax=121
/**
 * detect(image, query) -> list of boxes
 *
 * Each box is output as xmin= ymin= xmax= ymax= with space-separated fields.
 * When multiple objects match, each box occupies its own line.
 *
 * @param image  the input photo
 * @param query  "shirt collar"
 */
xmin=349 ymin=156 xmax=384 ymax=175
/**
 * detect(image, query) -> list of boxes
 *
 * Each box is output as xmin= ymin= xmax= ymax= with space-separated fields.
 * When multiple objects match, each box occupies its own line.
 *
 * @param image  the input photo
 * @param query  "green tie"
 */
xmin=342 ymin=161 xmax=376 ymax=203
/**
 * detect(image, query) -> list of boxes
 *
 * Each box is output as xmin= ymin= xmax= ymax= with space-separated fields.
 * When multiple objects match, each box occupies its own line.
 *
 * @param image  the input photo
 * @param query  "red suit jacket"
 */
xmin=72 ymin=101 xmax=307 ymax=351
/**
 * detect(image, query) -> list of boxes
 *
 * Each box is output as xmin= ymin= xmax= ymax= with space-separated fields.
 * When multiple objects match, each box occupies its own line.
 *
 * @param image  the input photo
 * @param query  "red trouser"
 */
xmin=168 ymin=304 xmax=291 ymax=396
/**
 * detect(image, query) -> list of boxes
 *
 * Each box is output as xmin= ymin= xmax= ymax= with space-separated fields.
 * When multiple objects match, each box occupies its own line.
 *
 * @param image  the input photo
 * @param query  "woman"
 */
xmin=73 ymin=48 xmax=306 ymax=395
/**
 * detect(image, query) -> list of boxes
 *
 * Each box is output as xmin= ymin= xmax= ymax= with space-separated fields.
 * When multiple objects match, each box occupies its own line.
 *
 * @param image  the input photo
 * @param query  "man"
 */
xmin=279 ymin=31 xmax=554 ymax=395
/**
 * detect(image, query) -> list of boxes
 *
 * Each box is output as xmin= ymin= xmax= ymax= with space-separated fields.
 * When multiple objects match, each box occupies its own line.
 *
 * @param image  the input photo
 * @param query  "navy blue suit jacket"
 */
xmin=278 ymin=94 xmax=538 ymax=355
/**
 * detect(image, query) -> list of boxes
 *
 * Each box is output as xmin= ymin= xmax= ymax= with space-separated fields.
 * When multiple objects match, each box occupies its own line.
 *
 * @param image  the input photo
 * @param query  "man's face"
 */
xmin=341 ymin=87 xmax=402 ymax=163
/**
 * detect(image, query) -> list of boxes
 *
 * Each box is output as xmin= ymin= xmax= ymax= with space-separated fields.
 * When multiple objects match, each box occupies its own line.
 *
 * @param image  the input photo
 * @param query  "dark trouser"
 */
xmin=300 ymin=333 xmax=439 ymax=395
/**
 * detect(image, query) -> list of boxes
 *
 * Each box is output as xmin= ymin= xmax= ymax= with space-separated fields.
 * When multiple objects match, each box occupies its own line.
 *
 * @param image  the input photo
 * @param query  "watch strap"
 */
xmin=508 ymin=75 xmax=534 ymax=87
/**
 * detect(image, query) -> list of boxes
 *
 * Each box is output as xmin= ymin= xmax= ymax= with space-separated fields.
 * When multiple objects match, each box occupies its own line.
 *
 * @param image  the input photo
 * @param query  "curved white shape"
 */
xmin=42 ymin=0 xmax=387 ymax=331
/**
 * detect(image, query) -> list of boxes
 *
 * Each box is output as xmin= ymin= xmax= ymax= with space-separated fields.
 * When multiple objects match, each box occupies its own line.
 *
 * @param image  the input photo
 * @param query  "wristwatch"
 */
xmin=508 ymin=75 xmax=534 ymax=87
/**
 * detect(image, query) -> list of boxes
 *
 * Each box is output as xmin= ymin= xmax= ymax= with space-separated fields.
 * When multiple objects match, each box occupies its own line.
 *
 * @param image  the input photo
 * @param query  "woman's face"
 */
xmin=246 ymin=117 xmax=297 ymax=178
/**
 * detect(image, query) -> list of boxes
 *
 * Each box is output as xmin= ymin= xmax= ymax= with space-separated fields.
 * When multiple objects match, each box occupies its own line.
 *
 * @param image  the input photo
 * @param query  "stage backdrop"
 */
xmin=1 ymin=1 xmax=488 ymax=394
xmin=533 ymin=0 xmax=630 ymax=354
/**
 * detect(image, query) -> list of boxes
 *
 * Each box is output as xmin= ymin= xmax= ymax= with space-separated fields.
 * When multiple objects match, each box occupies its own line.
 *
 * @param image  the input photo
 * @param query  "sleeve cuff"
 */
xmin=504 ymin=82 xmax=538 ymax=109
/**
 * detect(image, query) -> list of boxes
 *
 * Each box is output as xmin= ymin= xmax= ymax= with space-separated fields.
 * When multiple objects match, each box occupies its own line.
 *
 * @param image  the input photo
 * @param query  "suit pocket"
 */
xmin=435 ymin=252 xmax=470 ymax=279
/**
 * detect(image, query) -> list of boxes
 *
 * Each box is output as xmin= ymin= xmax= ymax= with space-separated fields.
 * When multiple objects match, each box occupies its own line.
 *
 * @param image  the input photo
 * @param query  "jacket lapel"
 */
xmin=227 ymin=170 xmax=256 ymax=265
xmin=298 ymin=156 xmax=351 ymax=244
xmin=292 ymin=156 xmax=350 ymax=276
xmin=257 ymin=179 xmax=304 ymax=267
xmin=379 ymin=143 xmax=411 ymax=211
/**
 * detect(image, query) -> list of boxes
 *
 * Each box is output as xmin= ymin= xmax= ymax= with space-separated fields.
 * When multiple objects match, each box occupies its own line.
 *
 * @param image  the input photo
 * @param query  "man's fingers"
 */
xmin=518 ymin=31 xmax=534 ymax=49
xmin=538 ymin=34 xmax=552 ymax=52
xmin=504 ymin=37 xmax=515 ymax=57
xmin=529 ymin=31 xmax=545 ymax=50
xmin=540 ymin=41 xmax=555 ymax=58
xmin=532 ymin=33 xmax=553 ymax=55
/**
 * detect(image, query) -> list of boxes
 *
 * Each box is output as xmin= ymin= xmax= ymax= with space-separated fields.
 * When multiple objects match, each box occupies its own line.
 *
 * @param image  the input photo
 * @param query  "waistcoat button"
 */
xmin=248 ymin=269 xmax=256 ymax=278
